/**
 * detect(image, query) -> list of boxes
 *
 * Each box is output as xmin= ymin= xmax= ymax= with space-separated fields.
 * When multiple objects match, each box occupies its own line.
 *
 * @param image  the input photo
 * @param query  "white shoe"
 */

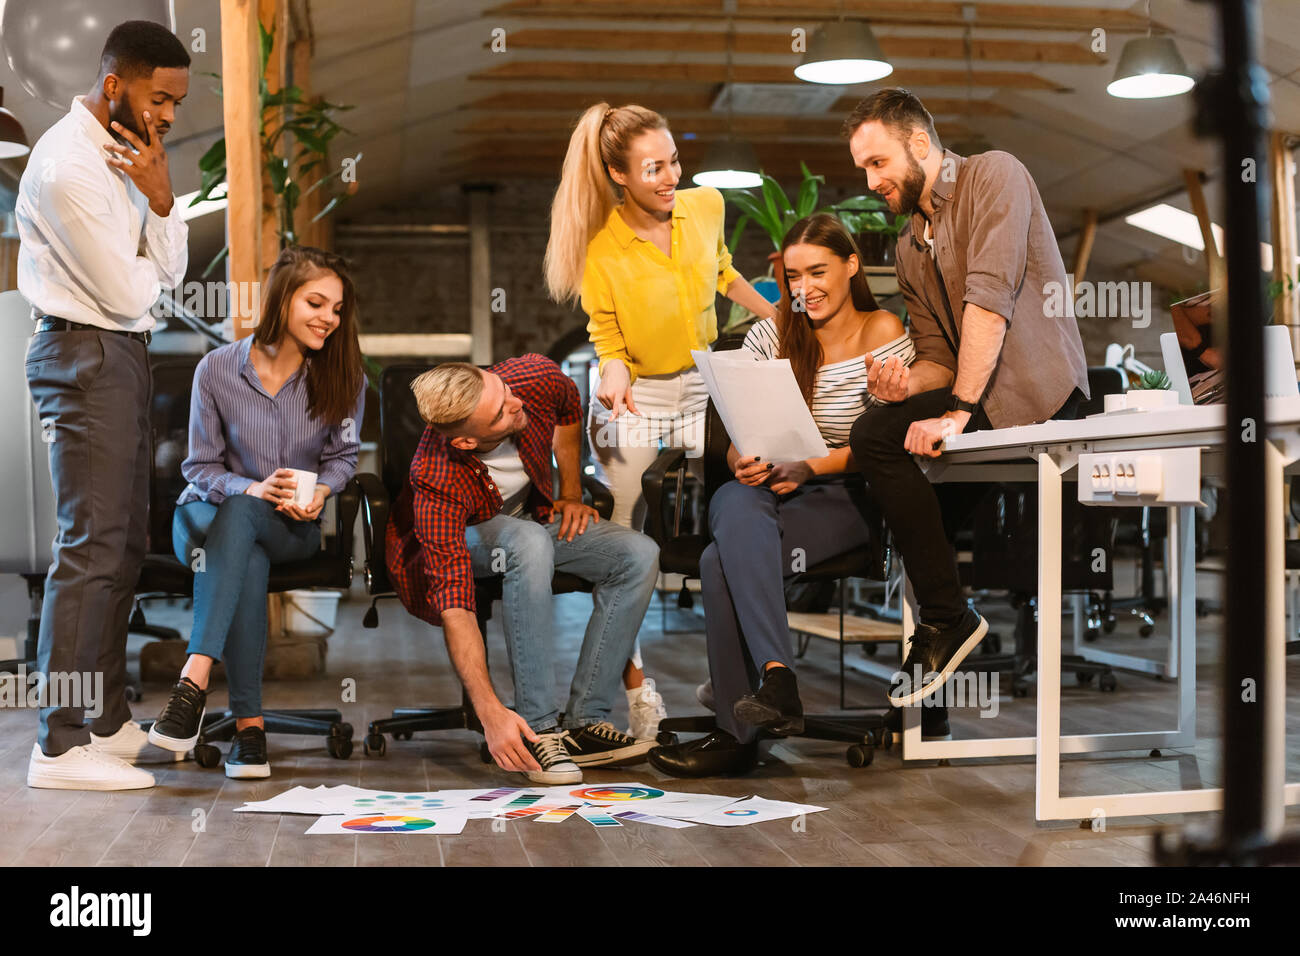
xmin=27 ymin=743 xmax=156 ymax=791
xmin=92 ymin=720 xmax=187 ymax=764
xmin=695 ymin=679 xmax=715 ymax=712
xmin=625 ymin=677 xmax=668 ymax=741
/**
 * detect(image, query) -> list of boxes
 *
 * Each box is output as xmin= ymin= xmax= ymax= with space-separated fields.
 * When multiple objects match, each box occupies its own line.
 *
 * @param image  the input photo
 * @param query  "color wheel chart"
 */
xmin=723 ymin=809 xmax=760 ymax=817
xmin=341 ymin=815 xmax=438 ymax=832
xmin=569 ymin=786 xmax=665 ymax=802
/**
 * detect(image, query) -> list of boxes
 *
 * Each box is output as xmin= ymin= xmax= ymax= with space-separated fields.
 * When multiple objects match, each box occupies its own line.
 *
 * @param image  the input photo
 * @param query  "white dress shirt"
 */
xmin=15 ymin=96 xmax=188 ymax=333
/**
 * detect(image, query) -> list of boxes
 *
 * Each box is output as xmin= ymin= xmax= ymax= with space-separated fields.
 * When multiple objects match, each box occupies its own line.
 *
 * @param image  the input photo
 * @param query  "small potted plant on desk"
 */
xmin=1106 ymin=369 xmax=1179 ymax=412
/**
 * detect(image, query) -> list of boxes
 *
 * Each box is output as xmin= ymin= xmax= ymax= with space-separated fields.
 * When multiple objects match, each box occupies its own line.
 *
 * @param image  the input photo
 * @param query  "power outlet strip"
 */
xmin=1078 ymin=446 xmax=1203 ymax=506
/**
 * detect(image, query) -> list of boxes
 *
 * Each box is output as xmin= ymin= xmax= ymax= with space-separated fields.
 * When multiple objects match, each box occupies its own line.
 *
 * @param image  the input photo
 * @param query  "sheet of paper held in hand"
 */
xmin=691 ymin=349 xmax=828 ymax=462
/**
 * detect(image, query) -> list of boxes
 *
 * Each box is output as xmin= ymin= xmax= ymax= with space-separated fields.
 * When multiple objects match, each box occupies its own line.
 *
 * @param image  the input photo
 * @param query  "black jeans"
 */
xmin=849 ymin=387 xmax=1082 ymax=627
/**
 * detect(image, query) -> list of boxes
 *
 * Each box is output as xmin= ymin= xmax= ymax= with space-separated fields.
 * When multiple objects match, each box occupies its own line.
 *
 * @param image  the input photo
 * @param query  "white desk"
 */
xmin=891 ymin=398 xmax=1299 ymax=825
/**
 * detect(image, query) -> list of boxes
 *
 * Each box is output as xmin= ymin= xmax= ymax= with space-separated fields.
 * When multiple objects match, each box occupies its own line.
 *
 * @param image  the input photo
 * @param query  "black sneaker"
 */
xmin=225 ymin=726 xmax=270 ymax=779
xmin=648 ymin=729 xmax=758 ymax=779
xmin=888 ymin=608 xmax=989 ymax=707
xmin=732 ymin=665 xmax=804 ymax=736
xmin=147 ymin=677 xmax=206 ymax=752
xmin=562 ymin=721 xmax=655 ymax=767
xmin=524 ymin=732 xmax=582 ymax=785
xmin=884 ymin=705 xmax=952 ymax=744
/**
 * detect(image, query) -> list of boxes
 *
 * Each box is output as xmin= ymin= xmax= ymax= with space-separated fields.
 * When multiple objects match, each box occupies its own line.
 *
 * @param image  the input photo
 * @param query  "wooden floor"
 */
xmin=1 ymin=578 xmax=1297 ymax=867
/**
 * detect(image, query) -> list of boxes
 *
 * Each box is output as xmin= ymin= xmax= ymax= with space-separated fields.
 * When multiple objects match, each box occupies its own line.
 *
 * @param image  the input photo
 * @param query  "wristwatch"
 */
xmin=947 ymin=394 xmax=979 ymax=415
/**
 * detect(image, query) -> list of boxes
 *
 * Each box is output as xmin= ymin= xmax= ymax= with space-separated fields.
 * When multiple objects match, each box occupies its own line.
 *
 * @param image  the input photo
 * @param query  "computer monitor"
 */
xmin=1159 ymin=326 xmax=1298 ymax=405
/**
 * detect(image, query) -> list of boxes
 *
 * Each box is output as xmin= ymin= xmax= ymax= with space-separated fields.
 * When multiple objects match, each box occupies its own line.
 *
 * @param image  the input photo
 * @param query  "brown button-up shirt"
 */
xmin=895 ymin=148 xmax=1089 ymax=428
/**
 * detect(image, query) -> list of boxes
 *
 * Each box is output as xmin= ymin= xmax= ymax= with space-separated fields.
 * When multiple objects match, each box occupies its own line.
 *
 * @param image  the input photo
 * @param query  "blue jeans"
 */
xmin=173 ymin=495 xmax=321 ymax=717
xmin=464 ymin=513 xmax=659 ymax=732
xmin=701 ymin=479 xmax=873 ymax=743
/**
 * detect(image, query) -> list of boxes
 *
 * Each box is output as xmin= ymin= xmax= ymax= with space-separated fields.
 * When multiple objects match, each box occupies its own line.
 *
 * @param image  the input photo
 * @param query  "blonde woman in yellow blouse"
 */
xmin=545 ymin=102 xmax=778 ymax=739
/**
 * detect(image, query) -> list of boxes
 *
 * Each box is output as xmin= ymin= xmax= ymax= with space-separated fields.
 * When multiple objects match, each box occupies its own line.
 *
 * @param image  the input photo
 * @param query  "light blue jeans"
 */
xmin=173 ymin=495 xmax=321 ymax=717
xmin=464 ymin=513 xmax=659 ymax=732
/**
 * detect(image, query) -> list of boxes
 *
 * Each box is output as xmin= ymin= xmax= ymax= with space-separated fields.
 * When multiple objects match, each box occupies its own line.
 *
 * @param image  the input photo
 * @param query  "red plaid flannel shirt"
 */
xmin=385 ymin=353 xmax=582 ymax=626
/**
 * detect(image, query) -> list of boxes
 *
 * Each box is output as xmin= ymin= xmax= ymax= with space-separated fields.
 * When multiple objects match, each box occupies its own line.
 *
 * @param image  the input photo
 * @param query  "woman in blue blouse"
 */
xmin=148 ymin=245 xmax=366 ymax=778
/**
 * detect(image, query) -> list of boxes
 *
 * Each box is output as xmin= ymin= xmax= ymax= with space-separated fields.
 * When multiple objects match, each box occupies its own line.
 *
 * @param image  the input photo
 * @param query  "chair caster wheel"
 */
xmin=863 ymin=643 xmax=878 ymax=656
xmin=395 ymin=731 xmax=414 ymax=741
xmin=981 ymin=633 xmax=1003 ymax=655
xmin=937 ymin=758 xmax=950 ymax=767
xmin=479 ymin=741 xmax=492 ymax=764
xmin=363 ymin=734 xmax=386 ymax=757
xmin=1099 ymin=672 xmax=1118 ymax=692
xmin=1012 ymin=678 xmax=1030 ymax=698
xmin=1084 ymin=628 xmax=1100 ymax=642
xmin=1139 ymin=624 xmax=1154 ymax=638
xmin=846 ymin=744 xmax=873 ymax=768
xmin=655 ymin=731 xmax=678 ymax=747
xmin=1149 ymin=748 xmax=1162 ymax=758
xmin=194 ymin=743 xmax=221 ymax=768
xmin=1076 ymin=671 xmax=1095 ymax=685
xmin=124 ymin=685 xmax=142 ymax=703
xmin=327 ymin=736 xmax=352 ymax=760
xmin=334 ymin=723 xmax=353 ymax=740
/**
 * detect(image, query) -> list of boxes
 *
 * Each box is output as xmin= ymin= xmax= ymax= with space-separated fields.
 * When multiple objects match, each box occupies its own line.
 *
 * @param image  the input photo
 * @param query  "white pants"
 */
xmin=588 ymin=367 xmax=708 ymax=531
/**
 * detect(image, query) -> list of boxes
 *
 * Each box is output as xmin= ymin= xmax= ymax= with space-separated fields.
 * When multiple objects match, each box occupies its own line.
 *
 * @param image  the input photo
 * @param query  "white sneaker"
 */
xmin=27 ymin=743 xmax=156 ymax=791
xmin=91 ymin=720 xmax=187 ymax=764
xmin=625 ymin=677 xmax=668 ymax=741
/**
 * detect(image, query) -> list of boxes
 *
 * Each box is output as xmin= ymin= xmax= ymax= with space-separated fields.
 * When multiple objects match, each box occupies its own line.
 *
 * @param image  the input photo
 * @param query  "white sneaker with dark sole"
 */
xmin=27 ymin=743 xmax=156 ymax=791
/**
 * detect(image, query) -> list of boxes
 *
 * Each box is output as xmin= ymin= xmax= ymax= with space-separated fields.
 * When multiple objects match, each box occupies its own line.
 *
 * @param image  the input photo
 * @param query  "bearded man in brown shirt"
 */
xmin=843 ymin=88 xmax=1090 ymax=719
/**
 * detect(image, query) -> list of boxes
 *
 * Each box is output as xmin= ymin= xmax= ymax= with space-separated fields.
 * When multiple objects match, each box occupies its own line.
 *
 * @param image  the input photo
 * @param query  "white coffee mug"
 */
xmin=287 ymin=468 xmax=318 ymax=508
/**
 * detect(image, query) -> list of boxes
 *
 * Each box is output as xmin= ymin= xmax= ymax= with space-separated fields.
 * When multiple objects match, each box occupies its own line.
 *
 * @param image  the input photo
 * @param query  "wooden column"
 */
xmin=1268 ymin=132 xmax=1298 ymax=358
xmin=1183 ymin=167 xmax=1225 ymax=293
xmin=220 ymin=0 xmax=263 ymax=339
xmin=467 ymin=187 xmax=493 ymax=365
xmin=260 ymin=0 xmax=288 ymax=274
xmin=1072 ymin=208 xmax=1097 ymax=289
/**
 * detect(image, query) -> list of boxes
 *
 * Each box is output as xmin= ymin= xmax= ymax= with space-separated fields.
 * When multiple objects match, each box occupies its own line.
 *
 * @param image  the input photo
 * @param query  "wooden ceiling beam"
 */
xmin=498 ymin=28 xmax=1103 ymax=65
xmin=485 ymin=0 xmax=1153 ymax=32
xmin=469 ymin=60 xmax=1070 ymax=90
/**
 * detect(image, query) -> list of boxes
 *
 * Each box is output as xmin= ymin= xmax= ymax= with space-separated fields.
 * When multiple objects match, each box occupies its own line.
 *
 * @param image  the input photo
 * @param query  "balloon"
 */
xmin=1 ymin=0 xmax=177 ymax=111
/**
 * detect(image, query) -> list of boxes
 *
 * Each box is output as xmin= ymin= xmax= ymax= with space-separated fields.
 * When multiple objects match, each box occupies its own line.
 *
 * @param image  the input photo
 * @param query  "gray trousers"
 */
xmin=701 ymin=478 xmax=873 ymax=743
xmin=25 ymin=328 xmax=151 ymax=755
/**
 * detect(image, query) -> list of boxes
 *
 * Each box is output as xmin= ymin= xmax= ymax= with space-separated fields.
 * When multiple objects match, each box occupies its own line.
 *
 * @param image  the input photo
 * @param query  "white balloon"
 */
xmin=1 ymin=0 xmax=177 ymax=111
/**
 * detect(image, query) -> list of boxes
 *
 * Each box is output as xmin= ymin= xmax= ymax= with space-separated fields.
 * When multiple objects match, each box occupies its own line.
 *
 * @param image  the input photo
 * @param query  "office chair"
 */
xmin=135 ymin=356 xmax=362 ymax=766
xmin=640 ymin=334 xmax=891 ymax=769
xmin=355 ymin=363 xmax=613 ymax=759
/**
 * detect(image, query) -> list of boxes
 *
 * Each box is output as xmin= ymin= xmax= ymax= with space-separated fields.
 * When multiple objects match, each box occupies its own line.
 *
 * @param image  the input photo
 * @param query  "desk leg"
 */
xmin=1035 ymin=453 xmax=1064 ymax=822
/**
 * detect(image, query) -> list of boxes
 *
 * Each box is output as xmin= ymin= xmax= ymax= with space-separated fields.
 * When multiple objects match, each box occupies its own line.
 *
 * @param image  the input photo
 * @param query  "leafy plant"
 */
xmin=1135 ymin=369 xmax=1172 ymax=390
xmin=192 ymin=20 xmax=355 ymax=277
xmin=721 ymin=162 xmax=909 ymax=258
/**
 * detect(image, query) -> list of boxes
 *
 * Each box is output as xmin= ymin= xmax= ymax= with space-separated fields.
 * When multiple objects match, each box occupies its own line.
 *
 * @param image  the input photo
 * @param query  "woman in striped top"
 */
xmin=650 ymin=213 xmax=913 ymax=778
xmin=147 ymin=246 xmax=365 ymax=778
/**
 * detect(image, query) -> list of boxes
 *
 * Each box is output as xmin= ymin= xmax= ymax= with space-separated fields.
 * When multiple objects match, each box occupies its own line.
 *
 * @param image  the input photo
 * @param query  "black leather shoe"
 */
xmin=648 ymin=730 xmax=758 ymax=778
xmin=889 ymin=608 xmax=988 ymax=707
xmin=884 ymin=705 xmax=951 ymax=743
xmin=225 ymin=726 xmax=270 ymax=779
xmin=733 ymin=665 xmax=804 ymax=736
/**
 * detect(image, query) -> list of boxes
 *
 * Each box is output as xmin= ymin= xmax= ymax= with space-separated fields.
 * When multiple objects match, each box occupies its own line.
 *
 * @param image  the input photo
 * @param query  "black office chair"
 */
xmin=135 ymin=356 xmax=362 ymax=766
xmin=355 ymin=364 xmax=613 ymax=759
xmin=639 ymin=334 xmax=890 ymax=769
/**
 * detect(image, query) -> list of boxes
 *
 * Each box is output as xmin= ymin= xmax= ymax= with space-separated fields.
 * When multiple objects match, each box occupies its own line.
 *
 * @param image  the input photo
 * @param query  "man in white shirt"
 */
xmin=18 ymin=20 xmax=191 ymax=790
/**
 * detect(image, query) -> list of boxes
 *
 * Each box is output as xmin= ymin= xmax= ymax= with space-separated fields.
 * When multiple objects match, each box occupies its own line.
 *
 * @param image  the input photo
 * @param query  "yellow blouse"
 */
xmin=580 ymin=186 xmax=742 ymax=382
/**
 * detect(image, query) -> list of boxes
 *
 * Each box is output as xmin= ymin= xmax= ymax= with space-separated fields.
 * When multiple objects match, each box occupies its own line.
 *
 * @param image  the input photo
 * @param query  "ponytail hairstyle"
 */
xmin=776 ymin=213 xmax=880 ymax=406
xmin=253 ymin=245 xmax=365 ymax=427
xmin=544 ymin=102 xmax=671 ymax=305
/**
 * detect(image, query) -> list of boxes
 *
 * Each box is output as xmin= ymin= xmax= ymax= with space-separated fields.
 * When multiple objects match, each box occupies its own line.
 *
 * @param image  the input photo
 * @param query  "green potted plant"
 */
xmin=1107 ymin=369 xmax=1178 ymax=412
xmin=720 ymin=163 xmax=909 ymax=332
